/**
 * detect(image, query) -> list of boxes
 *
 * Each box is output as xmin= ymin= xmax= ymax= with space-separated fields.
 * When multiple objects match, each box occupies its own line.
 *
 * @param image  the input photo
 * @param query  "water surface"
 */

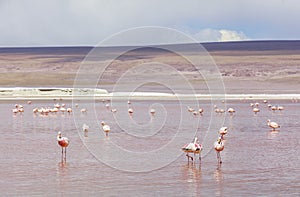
xmin=0 ymin=99 xmax=299 ymax=196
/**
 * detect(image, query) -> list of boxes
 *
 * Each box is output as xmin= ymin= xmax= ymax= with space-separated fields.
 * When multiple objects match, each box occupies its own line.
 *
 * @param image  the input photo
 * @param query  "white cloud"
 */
xmin=193 ymin=29 xmax=249 ymax=42
xmin=219 ymin=29 xmax=248 ymax=42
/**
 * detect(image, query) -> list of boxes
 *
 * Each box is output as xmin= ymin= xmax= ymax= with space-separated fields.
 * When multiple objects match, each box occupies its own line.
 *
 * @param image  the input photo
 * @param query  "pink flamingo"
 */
xmin=67 ymin=108 xmax=72 ymax=114
xmin=267 ymin=119 xmax=280 ymax=131
xmin=253 ymin=107 xmax=260 ymax=114
xmin=150 ymin=108 xmax=156 ymax=116
xmin=128 ymin=108 xmax=133 ymax=116
xmin=198 ymin=108 xmax=204 ymax=115
xmin=219 ymin=127 xmax=228 ymax=139
xmin=57 ymin=131 xmax=69 ymax=162
xmin=227 ymin=108 xmax=235 ymax=115
xmin=80 ymin=108 xmax=87 ymax=113
xmin=214 ymin=137 xmax=224 ymax=164
xmin=101 ymin=121 xmax=111 ymax=136
xmin=182 ymin=137 xmax=203 ymax=162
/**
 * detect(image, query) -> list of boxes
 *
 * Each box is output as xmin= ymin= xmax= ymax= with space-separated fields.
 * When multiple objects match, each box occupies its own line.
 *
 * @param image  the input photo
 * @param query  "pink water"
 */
xmin=0 ymin=99 xmax=299 ymax=196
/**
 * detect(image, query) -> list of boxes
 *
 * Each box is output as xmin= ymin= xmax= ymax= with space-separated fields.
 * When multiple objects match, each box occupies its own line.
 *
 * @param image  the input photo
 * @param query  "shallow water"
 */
xmin=0 ymin=99 xmax=299 ymax=196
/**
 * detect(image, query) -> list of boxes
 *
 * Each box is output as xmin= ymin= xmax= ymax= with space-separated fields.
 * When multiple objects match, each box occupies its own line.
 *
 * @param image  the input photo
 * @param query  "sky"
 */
xmin=0 ymin=0 xmax=299 ymax=46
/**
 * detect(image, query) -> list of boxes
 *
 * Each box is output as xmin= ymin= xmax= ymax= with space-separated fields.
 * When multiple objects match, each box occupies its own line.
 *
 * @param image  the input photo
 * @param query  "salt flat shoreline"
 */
xmin=0 ymin=87 xmax=298 ymax=101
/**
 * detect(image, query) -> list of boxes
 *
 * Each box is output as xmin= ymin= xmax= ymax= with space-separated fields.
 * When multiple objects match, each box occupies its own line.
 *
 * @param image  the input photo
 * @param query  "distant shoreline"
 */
xmin=0 ymin=87 xmax=298 ymax=101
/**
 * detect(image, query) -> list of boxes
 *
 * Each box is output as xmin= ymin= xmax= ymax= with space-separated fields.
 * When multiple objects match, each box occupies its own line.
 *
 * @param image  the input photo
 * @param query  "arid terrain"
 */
xmin=0 ymin=41 xmax=299 ymax=94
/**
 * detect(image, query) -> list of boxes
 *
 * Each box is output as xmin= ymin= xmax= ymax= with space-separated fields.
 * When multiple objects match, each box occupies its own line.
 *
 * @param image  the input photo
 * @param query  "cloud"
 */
xmin=193 ymin=29 xmax=249 ymax=42
xmin=0 ymin=0 xmax=299 ymax=46
xmin=219 ymin=29 xmax=248 ymax=42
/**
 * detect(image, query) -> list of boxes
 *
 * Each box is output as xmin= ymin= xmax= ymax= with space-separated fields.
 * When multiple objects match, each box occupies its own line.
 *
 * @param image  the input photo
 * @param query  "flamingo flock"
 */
xmin=10 ymin=96 xmax=289 ymax=165
xmin=181 ymin=98 xmax=287 ymax=164
xmin=182 ymin=127 xmax=227 ymax=164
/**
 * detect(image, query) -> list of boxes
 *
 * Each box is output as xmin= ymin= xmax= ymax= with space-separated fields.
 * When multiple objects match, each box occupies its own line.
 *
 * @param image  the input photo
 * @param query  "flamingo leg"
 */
xmin=216 ymin=151 xmax=220 ymax=163
xmin=61 ymin=147 xmax=64 ymax=162
xmin=64 ymin=148 xmax=67 ymax=162
xmin=186 ymin=153 xmax=193 ymax=162
xmin=217 ymin=152 xmax=222 ymax=164
xmin=186 ymin=153 xmax=189 ymax=162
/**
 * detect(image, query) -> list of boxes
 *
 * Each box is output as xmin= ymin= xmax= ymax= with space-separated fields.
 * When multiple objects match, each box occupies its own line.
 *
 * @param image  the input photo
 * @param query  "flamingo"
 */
xmin=60 ymin=107 xmax=66 ymax=113
xmin=219 ymin=127 xmax=228 ymax=139
xmin=52 ymin=107 xmax=59 ymax=113
xmin=127 ymin=100 xmax=131 ymax=105
xmin=187 ymin=106 xmax=194 ymax=112
xmin=67 ymin=108 xmax=72 ymax=114
xmin=253 ymin=107 xmax=260 ymax=114
xmin=271 ymin=106 xmax=277 ymax=112
xmin=263 ymin=100 xmax=268 ymax=104
xmin=81 ymin=108 xmax=87 ymax=113
xmin=182 ymin=137 xmax=203 ymax=162
xmin=33 ymin=108 xmax=39 ymax=113
xmin=18 ymin=107 xmax=24 ymax=113
xmin=82 ymin=124 xmax=89 ymax=137
xmin=57 ymin=131 xmax=69 ymax=162
xmin=278 ymin=106 xmax=284 ymax=111
xmin=214 ymin=137 xmax=224 ymax=164
xmin=128 ymin=108 xmax=133 ymax=115
xmin=12 ymin=108 xmax=18 ymax=114
xmin=27 ymin=100 xmax=32 ymax=105
xmin=198 ymin=108 xmax=204 ymax=115
xmin=267 ymin=119 xmax=280 ymax=131
xmin=150 ymin=108 xmax=156 ymax=116
xmin=227 ymin=108 xmax=235 ymax=115
xmin=101 ymin=121 xmax=111 ymax=136
xmin=82 ymin=123 xmax=89 ymax=132
xmin=192 ymin=111 xmax=198 ymax=116
xmin=111 ymin=108 xmax=117 ymax=113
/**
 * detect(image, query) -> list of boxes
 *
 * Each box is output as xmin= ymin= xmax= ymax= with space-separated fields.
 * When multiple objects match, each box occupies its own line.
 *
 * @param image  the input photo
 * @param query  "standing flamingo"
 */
xmin=57 ymin=131 xmax=69 ymax=162
xmin=182 ymin=137 xmax=203 ymax=162
xmin=101 ymin=121 xmax=111 ymax=136
xmin=253 ymin=107 xmax=260 ymax=114
xmin=128 ymin=108 xmax=133 ymax=116
xmin=198 ymin=108 xmax=204 ymax=115
xmin=214 ymin=137 xmax=224 ymax=164
xmin=81 ymin=108 xmax=87 ymax=113
xmin=227 ymin=108 xmax=235 ymax=115
xmin=219 ymin=127 xmax=228 ymax=139
xmin=267 ymin=119 xmax=280 ymax=131
xmin=150 ymin=108 xmax=156 ymax=116
xmin=187 ymin=106 xmax=195 ymax=112
xmin=82 ymin=124 xmax=89 ymax=137
xmin=67 ymin=108 xmax=72 ymax=114
xmin=111 ymin=108 xmax=117 ymax=113
xmin=278 ymin=106 xmax=284 ymax=111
